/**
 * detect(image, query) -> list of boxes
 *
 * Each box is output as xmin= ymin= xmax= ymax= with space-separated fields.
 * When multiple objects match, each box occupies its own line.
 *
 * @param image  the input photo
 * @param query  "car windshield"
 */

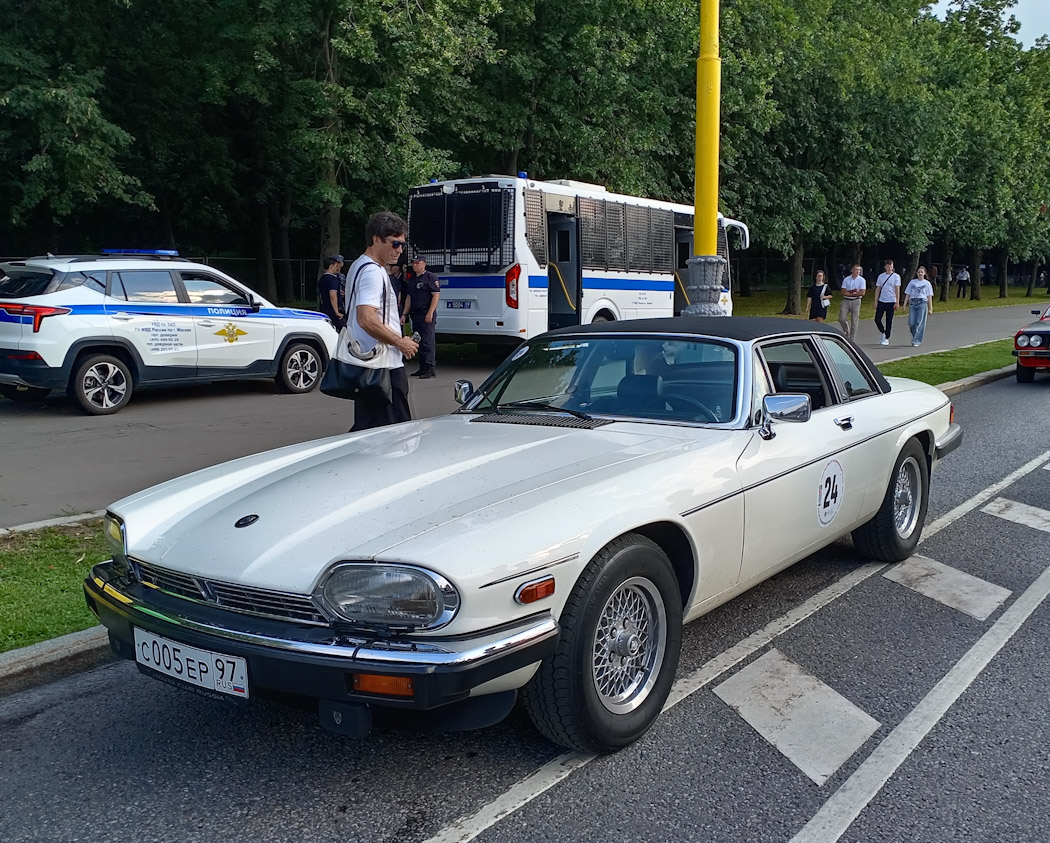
xmin=465 ymin=335 xmax=738 ymax=424
xmin=0 ymin=267 xmax=57 ymax=298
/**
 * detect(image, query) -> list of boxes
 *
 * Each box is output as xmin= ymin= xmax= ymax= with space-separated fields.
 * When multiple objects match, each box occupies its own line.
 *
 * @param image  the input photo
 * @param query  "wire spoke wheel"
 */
xmin=591 ymin=577 xmax=667 ymax=714
xmin=893 ymin=455 xmax=921 ymax=539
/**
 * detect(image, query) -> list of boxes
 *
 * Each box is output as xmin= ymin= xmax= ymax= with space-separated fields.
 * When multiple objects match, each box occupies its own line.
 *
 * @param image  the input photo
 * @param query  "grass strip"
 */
xmin=876 ymin=339 xmax=1015 ymax=385
xmin=0 ymin=520 xmax=108 ymax=654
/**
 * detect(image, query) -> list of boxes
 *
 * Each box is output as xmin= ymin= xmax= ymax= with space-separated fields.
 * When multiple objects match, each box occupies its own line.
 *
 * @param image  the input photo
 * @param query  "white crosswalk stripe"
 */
xmin=714 ymin=649 xmax=880 ymax=786
xmin=981 ymin=496 xmax=1050 ymax=533
xmin=883 ymin=555 xmax=1012 ymax=621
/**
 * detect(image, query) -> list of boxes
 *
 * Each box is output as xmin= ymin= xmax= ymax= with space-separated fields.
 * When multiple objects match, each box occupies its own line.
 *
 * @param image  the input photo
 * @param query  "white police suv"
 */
xmin=0 ymin=250 xmax=337 ymax=415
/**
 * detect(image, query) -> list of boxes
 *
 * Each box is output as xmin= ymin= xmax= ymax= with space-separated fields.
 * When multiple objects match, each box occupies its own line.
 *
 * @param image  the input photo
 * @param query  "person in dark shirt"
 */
xmin=317 ymin=254 xmax=345 ymax=327
xmin=401 ymin=255 xmax=441 ymax=378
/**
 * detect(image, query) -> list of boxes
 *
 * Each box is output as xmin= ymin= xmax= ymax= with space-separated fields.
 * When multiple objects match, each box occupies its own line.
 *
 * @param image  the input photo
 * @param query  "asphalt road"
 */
xmin=1 ymin=376 xmax=1049 ymax=843
xmin=0 ymin=301 xmax=1041 ymax=527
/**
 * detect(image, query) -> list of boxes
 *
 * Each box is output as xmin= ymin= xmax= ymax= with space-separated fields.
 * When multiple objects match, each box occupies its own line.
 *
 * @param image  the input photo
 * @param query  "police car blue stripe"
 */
xmin=59 ymin=303 xmax=327 ymax=320
xmin=582 ymin=277 xmax=674 ymax=292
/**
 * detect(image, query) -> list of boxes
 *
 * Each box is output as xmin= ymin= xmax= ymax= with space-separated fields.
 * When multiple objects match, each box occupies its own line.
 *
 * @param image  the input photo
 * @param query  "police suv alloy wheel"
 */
xmin=276 ymin=343 xmax=322 ymax=393
xmin=69 ymin=354 xmax=133 ymax=415
xmin=0 ymin=385 xmax=51 ymax=403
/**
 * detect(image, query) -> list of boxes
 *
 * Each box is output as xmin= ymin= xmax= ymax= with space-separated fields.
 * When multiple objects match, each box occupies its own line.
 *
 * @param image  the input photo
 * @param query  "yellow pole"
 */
xmin=694 ymin=0 xmax=721 ymax=257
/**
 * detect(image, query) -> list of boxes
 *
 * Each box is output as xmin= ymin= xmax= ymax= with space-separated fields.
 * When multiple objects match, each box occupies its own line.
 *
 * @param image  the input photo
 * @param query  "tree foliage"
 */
xmin=1 ymin=0 xmax=1047 ymax=303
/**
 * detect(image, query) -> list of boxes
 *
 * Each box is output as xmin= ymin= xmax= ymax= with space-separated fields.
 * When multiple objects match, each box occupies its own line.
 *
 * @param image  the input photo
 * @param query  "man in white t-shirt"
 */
xmin=955 ymin=266 xmax=970 ymax=298
xmin=838 ymin=264 xmax=866 ymax=340
xmin=873 ymin=259 xmax=901 ymax=345
xmin=343 ymin=211 xmax=419 ymax=431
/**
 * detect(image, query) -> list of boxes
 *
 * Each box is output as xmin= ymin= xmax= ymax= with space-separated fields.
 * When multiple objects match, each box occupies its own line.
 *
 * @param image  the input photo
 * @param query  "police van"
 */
xmin=0 ymin=250 xmax=337 ymax=414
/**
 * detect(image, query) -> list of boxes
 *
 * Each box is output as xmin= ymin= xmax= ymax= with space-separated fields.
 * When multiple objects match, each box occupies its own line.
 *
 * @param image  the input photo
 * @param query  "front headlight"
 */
xmin=1017 ymin=335 xmax=1030 ymax=347
xmin=1030 ymin=334 xmax=1043 ymax=348
xmin=319 ymin=564 xmax=460 ymax=630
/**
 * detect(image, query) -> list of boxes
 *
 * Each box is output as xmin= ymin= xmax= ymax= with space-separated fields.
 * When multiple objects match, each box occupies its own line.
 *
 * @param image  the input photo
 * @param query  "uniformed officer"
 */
xmin=402 ymin=255 xmax=440 ymax=378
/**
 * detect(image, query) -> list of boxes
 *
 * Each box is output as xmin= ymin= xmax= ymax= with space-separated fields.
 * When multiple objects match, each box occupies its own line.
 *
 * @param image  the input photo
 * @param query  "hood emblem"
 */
xmin=235 ymin=514 xmax=260 ymax=528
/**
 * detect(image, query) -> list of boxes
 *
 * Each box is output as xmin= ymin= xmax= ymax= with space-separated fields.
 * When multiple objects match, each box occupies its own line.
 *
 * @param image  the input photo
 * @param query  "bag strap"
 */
xmin=347 ymin=259 xmax=390 ymax=324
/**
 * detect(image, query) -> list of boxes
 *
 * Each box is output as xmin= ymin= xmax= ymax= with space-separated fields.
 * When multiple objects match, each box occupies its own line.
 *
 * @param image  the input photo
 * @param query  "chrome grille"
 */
xmin=135 ymin=560 xmax=202 ymax=600
xmin=132 ymin=559 xmax=328 ymax=626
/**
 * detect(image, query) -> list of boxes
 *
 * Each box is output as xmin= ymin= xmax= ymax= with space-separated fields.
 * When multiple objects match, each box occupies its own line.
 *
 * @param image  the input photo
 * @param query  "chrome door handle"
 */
xmin=834 ymin=415 xmax=855 ymax=430
xmin=198 ymin=320 xmax=216 ymax=327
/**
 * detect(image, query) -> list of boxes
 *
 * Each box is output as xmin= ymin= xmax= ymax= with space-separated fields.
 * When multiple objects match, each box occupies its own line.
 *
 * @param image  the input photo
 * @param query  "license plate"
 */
xmin=446 ymin=300 xmax=471 ymax=309
xmin=133 ymin=627 xmax=248 ymax=699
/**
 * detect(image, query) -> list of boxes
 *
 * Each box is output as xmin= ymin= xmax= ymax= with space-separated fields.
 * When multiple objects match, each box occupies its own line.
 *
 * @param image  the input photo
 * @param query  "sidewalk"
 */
xmin=846 ymin=299 xmax=1039 ymax=365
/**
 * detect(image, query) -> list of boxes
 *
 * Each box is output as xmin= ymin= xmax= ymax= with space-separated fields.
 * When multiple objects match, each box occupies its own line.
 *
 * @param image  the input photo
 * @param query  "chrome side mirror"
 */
xmin=759 ymin=393 xmax=811 ymax=440
xmin=453 ymin=379 xmax=474 ymax=405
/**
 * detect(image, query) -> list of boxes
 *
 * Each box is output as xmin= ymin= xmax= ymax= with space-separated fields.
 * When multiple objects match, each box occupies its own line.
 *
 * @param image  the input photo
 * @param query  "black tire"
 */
xmin=851 ymin=439 xmax=929 ymax=562
xmin=68 ymin=354 xmax=133 ymax=415
xmin=1016 ymin=362 xmax=1035 ymax=383
xmin=523 ymin=533 xmax=682 ymax=752
xmin=276 ymin=343 xmax=322 ymax=393
xmin=0 ymin=384 xmax=51 ymax=402
xmin=591 ymin=314 xmax=612 ymax=324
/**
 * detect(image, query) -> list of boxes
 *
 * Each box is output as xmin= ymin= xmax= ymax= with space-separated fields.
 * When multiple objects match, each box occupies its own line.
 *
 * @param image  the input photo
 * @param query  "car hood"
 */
xmin=113 ymin=415 xmax=729 ymax=593
xmin=1019 ymin=318 xmax=1050 ymax=333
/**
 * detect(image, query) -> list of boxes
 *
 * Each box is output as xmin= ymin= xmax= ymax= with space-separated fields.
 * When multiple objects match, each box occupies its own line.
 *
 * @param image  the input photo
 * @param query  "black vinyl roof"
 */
xmin=541 ymin=316 xmax=892 ymax=392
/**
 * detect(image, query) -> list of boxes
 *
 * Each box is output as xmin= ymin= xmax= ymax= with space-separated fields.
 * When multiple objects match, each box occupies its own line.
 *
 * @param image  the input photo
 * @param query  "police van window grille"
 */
xmin=605 ymin=202 xmax=627 ymax=271
xmin=674 ymin=211 xmax=693 ymax=229
xmin=717 ymin=225 xmax=730 ymax=260
xmin=579 ymin=197 xmax=607 ymax=270
xmin=448 ymin=187 xmax=514 ymax=270
xmin=626 ymin=205 xmax=652 ymax=272
xmin=407 ymin=191 xmax=449 ymax=269
xmin=651 ymin=208 xmax=674 ymax=273
xmin=524 ymin=189 xmax=546 ymax=265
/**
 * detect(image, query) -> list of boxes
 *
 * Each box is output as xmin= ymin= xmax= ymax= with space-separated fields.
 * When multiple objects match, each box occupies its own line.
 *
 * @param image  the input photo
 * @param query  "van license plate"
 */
xmin=446 ymin=301 xmax=471 ymax=309
xmin=133 ymin=627 xmax=249 ymax=698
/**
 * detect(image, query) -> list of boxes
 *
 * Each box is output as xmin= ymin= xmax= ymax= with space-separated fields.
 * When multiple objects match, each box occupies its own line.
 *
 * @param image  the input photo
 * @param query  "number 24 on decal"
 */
xmin=823 ymin=474 xmax=839 ymax=509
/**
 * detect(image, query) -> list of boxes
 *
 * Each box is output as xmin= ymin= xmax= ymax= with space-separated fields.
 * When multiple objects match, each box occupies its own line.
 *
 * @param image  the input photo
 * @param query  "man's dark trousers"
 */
xmin=874 ymin=301 xmax=896 ymax=339
xmin=411 ymin=313 xmax=437 ymax=372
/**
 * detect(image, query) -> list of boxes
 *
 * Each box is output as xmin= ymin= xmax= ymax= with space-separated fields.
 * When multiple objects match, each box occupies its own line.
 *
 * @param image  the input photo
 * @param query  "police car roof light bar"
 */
xmin=101 ymin=248 xmax=180 ymax=257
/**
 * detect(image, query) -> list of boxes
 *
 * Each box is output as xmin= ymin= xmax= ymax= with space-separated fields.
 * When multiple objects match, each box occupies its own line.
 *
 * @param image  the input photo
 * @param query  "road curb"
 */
xmin=0 ymin=362 xmax=1017 ymax=697
xmin=0 ymin=625 xmax=116 ymax=697
xmin=936 ymin=364 xmax=1014 ymax=396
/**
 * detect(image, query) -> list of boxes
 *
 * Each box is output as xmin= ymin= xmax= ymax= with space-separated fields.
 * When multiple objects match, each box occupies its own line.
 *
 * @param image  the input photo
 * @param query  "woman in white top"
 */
xmin=903 ymin=266 xmax=935 ymax=346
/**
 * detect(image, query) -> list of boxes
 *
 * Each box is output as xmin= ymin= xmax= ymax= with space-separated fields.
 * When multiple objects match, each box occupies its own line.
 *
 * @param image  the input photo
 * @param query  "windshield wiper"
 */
xmin=499 ymin=401 xmax=593 ymax=420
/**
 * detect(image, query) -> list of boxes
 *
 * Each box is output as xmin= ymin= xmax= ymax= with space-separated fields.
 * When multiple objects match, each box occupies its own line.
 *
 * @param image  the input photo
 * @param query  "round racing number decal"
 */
xmin=817 ymin=459 xmax=844 ymax=527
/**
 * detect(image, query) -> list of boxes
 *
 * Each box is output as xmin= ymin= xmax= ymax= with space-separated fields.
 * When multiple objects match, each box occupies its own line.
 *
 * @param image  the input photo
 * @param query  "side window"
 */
xmin=180 ymin=272 xmax=249 ymax=306
xmin=53 ymin=271 xmax=106 ymax=293
xmin=759 ymin=340 xmax=833 ymax=410
xmin=819 ymin=337 xmax=878 ymax=400
xmin=115 ymin=271 xmax=179 ymax=303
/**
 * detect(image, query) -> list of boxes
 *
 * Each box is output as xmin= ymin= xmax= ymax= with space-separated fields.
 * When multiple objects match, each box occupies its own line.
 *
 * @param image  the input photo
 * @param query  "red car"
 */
xmin=1013 ymin=303 xmax=1050 ymax=382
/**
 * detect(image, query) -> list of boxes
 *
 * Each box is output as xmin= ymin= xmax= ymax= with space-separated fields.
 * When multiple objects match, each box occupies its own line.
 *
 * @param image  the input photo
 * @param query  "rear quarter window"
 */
xmin=0 ymin=269 xmax=57 ymax=298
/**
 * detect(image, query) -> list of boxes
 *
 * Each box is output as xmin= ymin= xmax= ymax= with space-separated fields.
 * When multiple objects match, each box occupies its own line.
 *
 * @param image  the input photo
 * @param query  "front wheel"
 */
xmin=851 ymin=439 xmax=929 ymax=562
xmin=1016 ymin=362 xmax=1036 ymax=383
xmin=276 ymin=343 xmax=322 ymax=393
xmin=523 ymin=534 xmax=682 ymax=752
xmin=69 ymin=354 xmax=133 ymax=415
xmin=0 ymin=384 xmax=51 ymax=402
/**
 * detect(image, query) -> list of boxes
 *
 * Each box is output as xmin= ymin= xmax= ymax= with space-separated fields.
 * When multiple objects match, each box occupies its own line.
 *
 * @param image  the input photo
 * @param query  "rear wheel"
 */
xmin=0 ymin=385 xmax=51 ymax=402
xmin=1016 ymin=362 xmax=1036 ymax=383
xmin=69 ymin=354 xmax=133 ymax=415
xmin=276 ymin=343 xmax=322 ymax=393
xmin=523 ymin=533 xmax=682 ymax=752
xmin=851 ymin=439 xmax=929 ymax=562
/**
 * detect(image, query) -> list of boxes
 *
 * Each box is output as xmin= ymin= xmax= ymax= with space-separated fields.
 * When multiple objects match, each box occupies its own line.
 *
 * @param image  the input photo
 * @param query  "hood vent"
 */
xmin=470 ymin=413 xmax=614 ymax=429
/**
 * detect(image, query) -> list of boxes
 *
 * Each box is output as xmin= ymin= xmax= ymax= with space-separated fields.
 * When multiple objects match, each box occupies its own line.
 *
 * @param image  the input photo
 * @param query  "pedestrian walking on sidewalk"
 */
xmin=807 ymin=270 xmax=831 ymax=322
xmin=873 ymin=260 xmax=901 ymax=345
xmin=838 ymin=264 xmax=866 ymax=340
xmin=904 ymin=266 xmax=934 ymax=346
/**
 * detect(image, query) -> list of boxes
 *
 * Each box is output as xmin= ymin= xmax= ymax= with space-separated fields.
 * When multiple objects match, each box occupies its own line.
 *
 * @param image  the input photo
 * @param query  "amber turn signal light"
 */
xmin=515 ymin=576 xmax=555 ymax=605
xmin=352 ymin=673 xmax=414 ymax=697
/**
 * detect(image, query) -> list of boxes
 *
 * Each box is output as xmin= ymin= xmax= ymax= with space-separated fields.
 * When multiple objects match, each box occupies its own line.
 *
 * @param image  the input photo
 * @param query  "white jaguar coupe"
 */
xmin=85 ymin=317 xmax=962 ymax=752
